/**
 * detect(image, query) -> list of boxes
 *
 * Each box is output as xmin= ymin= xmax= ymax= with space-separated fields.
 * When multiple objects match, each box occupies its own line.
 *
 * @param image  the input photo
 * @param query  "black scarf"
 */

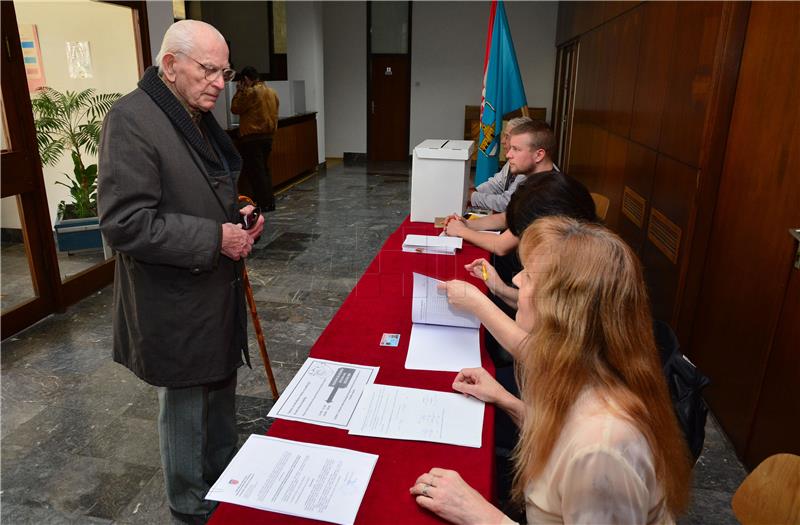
xmin=138 ymin=66 xmax=241 ymax=175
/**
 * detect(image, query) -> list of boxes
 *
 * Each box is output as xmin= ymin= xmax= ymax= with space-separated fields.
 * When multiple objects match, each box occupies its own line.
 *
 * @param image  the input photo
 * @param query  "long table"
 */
xmin=210 ymin=217 xmax=495 ymax=524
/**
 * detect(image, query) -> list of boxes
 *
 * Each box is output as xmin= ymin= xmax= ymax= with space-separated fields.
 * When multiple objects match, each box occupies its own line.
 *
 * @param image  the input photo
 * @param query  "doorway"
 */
xmin=1 ymin=1 xmax=151 ymax=338
xmin=367 ymin=1 xmax=411 ymax=162
xmin=551 ymin=39 xmax=579 ymax=170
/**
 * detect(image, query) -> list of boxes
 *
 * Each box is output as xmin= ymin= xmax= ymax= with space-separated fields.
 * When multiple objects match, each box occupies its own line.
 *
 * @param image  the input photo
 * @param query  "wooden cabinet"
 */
xmin=228 ymin=112 xmax=319 ymax=190
xmin=269 ymin=113 xmax=319 ymax=187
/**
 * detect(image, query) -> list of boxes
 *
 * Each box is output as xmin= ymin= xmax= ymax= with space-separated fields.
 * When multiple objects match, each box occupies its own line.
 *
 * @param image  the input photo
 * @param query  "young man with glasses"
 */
xmin=98 ymin=20 xmax=263 ymax=525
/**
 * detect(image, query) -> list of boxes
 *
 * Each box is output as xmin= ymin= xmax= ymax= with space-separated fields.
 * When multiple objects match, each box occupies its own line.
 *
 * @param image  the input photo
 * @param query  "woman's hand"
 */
xmin=453 ymin=367 xmax=508 ymax=405
xmin=437 ymin=280 xmax=485 ymax=316
xmin=464 ymin=258 xmax=501 ymax=293
xmin=444 ymin=217 xmax=471 ymax=238
xmin=410 ymin=468 xmax=505 ymax=525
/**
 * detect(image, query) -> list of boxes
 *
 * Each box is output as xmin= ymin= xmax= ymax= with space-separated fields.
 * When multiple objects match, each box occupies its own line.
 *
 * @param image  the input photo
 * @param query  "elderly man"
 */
xmin=468 ymin=116 xmax=532 ymax=212
xmin=98 ymin=20 xmax=263 ymax=524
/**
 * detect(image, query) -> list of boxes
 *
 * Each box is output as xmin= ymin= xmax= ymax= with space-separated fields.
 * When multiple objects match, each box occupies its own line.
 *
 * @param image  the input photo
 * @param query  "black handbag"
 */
xmin=654 ymin=320 xmax=711 ymax=462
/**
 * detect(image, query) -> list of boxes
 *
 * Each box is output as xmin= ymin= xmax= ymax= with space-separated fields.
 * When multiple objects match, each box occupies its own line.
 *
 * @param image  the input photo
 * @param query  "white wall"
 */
xmin=409 ymin=1 xmax=557 ymax=150
xmin=286 ymin=1 xmax=326 ymax=163
xmin=6 ymin=1 xmax=141 ymax=229
xmin=322 ymin=2 xmax=366 ymax=158
xmin=321 ymin=1 xmax=558 ymax=158
xmin=146 ymin=0 xmax=173 ymax=64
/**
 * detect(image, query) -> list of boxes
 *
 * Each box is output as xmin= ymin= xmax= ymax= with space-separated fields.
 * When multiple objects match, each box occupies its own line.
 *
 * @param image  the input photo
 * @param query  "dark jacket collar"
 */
xmin=138 ymin=66 xmax=241 ymax=173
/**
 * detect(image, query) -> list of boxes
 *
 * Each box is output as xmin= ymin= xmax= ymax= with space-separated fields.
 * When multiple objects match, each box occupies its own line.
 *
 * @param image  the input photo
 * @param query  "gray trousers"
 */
xmin=157 ymin=372 xmax=238 ymax=517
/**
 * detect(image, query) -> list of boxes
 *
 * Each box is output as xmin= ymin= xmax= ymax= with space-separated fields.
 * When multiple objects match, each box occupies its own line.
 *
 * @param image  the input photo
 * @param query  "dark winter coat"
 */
xmin=98 ymin=66 xmax=250 ymax=387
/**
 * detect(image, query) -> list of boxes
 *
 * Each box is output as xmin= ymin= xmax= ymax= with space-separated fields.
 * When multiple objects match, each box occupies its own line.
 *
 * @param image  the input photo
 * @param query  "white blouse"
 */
xmin=502 ymin=389 xmax=674 ymax=525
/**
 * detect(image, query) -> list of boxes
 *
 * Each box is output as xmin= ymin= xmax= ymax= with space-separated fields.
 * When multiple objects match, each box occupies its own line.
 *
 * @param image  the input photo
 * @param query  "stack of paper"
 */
xmin=348 ymin=384 xmax=484 ymax=448
xmin=206 ymin=435 xmax=378 ymax=525
xmin=405 ymin=272 xmax=481 ymax=372
xmin=268 ymin=358 xmax=379 ymax=429
xmin=402 ymin=234 xmax=462 ymax=255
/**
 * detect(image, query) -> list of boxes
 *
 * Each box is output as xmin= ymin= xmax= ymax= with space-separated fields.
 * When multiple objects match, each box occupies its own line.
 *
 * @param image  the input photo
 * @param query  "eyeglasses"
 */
xmin=176 ymin=52 xmax=235 ymax=82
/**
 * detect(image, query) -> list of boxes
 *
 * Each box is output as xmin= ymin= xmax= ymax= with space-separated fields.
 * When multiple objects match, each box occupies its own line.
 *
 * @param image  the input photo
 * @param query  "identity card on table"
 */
xmin=348 ymin=384 xmax=484 ymax=448
xmin=268 ymin=358 xmax=379 ymax=429
xmin=206 ymin=435 xmax=378 ymax=525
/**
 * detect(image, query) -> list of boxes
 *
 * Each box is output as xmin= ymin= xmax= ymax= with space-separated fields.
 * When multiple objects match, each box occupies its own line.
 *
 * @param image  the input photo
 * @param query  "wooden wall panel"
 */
xmin=658 ymin=2 xmax=723 ymax=168
xmin=630 ymin=1 xmax=677 ymax=148
xmin=593 ymin=25 xmax=614 ymax=129
xmin=608 ymin=9 xmax=642 ymax=138
xmin=640 ymin=155 xmax=696 ymax=321
xmin=618 ymin=141 xmax=657 ymax=252
xmin=599 ymin=133 xmax=628 ymax=231
xmin=688 ymin=2 xmax=800 ymax=458
xmin=744 ymin=267 xmax=800 ymax=467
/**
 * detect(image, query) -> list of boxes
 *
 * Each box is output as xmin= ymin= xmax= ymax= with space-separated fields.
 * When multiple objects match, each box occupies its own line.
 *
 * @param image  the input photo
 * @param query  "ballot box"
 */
xmin=410 ymin=139 xmax=475 ymax=223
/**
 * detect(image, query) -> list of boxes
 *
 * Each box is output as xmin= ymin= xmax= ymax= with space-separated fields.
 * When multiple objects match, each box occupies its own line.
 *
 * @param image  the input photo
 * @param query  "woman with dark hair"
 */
xmin=411 ymin=217 xmax=692 ymax=524
xmin=445 ymin=171 xmax=597 ymax=365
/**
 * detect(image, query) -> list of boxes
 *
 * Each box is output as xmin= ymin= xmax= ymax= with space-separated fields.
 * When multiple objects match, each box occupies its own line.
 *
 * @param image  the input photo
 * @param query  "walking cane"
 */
xmin=242 ymin=264 xmax=279 ymax=400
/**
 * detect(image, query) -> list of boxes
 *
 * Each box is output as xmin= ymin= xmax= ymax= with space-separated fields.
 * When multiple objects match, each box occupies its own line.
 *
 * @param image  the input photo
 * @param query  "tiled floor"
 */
xmin=1 ymin=161 xmax=746 ymax=524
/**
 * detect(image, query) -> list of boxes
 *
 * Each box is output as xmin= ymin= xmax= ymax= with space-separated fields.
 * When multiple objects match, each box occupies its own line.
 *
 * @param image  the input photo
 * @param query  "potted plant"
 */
xmin=31 ymin=87 xmax=121 ymax=252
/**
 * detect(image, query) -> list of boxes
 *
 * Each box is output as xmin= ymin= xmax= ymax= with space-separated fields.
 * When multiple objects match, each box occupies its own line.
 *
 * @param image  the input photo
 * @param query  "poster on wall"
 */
xmin=19 ymin=24 xmax=46 ymax=93
xmin=66 ymin=41 xmax=93 ymax=79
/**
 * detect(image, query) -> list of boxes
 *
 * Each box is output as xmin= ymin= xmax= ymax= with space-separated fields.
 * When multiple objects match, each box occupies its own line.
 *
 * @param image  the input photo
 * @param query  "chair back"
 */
xmin=590 ymin=192 xmax=610 ymax=221
xmin=732 ymin=453 xmax=800 ymax=524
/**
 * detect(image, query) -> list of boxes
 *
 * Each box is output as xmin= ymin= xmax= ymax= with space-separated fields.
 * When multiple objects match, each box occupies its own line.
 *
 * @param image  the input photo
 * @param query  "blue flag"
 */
xmin=476 ymin=0 xmax=527 ymax=186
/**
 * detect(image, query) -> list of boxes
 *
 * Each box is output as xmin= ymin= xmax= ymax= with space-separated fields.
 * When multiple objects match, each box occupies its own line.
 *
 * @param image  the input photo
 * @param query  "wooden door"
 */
xmin=367 ymin=1 xmax=411 ymax=162
xmin=688 ymin=2 xmax=800 ymax=467
xmin=1 ymin=1 xmax=62 ymax=338
xmin=368 ymin=55 xmax=410 ymax=161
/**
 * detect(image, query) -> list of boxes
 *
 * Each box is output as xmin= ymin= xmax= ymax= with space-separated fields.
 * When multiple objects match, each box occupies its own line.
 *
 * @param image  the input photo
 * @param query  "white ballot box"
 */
xmin=410 ymin=139 xmax=475 ymax=223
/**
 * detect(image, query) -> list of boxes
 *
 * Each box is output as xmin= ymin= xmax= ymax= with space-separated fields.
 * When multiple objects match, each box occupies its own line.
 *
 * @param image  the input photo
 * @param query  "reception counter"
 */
xmin=228 ymin=111 xmax=319 ymax=189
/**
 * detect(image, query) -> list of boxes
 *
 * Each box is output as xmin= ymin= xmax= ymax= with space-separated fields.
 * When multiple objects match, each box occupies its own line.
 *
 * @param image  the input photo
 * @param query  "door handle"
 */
xmin=790 ymin=229 xmax=800 ymax=269
xmin=371 ymin=101 xmax=375 ymax=115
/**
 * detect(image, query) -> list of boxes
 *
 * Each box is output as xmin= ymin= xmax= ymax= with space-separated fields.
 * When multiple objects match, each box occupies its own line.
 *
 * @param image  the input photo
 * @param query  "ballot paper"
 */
xmin=348 ymin=384 xmax=484 ymax=448
xmin=405 ymin=273 xmax=481 ymax=372
xmin=268 ymin=358 xmax=379 ymax=429
xmin=206 ymin=435 xmax=378 ymax=525
xmin=402 ymin=234 xmax=462 ymax=255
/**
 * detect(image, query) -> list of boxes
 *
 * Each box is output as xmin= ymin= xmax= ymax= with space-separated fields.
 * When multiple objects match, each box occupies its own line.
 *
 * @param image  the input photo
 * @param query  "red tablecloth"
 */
xmin=210 ymin=218 xmax=495 ymax=524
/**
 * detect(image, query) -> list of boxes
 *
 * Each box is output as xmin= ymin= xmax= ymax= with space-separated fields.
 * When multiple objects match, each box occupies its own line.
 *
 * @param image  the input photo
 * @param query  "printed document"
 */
xmin=348 ymin=384 xmax=484 ymax=448
xmin=206 ymin=435 xmax=378 ymax=525
xmin=268 ymin=358 xmax=379 ymax=429
xmin=402 ymin=234 xmax=462 ymax=255
xmin=405 ymin=273 xmax=481 ymax=372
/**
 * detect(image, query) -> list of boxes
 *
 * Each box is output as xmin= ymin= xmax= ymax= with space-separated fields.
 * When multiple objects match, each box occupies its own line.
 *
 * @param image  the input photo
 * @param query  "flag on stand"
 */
xmin=476 ymin=0 xmax=527 ymax=186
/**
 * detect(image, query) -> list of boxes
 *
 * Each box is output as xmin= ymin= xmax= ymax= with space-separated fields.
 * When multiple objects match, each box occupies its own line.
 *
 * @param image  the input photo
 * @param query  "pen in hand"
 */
xmin=481 ymin=262 xmax=488 ymax=282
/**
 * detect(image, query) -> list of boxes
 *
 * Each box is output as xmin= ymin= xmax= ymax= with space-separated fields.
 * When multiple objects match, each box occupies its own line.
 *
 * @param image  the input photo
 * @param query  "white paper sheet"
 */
xmin=206 ymin=435 xmax=378 ymax=525
xmin=268 ymin=358 xmax=379 ymax=429
xmin=406 ymin=323 xmax=481 ymax=372
xmin=348 ymin=384 xmax=484 ymax=448
xmin=402 ymin=234 xmax=462 ymax=255
xmin=411 ymin=272 xmax=480 ymax=329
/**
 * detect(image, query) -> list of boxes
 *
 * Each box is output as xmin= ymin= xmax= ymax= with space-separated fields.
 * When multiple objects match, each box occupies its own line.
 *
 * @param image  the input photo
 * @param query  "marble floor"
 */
xmin=1 ymin=161 xmax=746 ymax=524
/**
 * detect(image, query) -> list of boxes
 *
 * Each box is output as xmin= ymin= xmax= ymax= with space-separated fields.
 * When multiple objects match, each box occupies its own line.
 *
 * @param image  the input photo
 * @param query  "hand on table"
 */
xmin=410 ymin=468 xmax=505 ymax=525
xmin=453 ymin=367 xmax=508 ymax=405
xmin=444 ymin=217 xmax=470 ymax=238
xmin=436 ymin=280 xmax=484 ymax=316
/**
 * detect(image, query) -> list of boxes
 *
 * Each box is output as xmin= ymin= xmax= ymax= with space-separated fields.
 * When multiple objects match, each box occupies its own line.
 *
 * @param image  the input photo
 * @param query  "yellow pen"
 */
xmin=481 ymin=262 xmax=488 ymax=282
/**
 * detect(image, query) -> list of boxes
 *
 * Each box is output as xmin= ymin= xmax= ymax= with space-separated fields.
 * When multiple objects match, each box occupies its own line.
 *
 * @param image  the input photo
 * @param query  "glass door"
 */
xmin=1 ymin=1 xmax=151 ymax=338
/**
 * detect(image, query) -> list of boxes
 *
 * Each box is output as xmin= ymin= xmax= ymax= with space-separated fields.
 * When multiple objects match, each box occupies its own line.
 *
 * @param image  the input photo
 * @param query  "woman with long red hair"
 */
xmin=410 ymin=216 xmax=691 ymax=524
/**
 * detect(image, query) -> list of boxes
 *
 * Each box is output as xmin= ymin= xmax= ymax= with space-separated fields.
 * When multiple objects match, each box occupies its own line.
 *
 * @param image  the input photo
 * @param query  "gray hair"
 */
xmin=505 ymin=116 xmax=533 ymax=133
xmin=155 ymin=20 xmax=225 ymax=74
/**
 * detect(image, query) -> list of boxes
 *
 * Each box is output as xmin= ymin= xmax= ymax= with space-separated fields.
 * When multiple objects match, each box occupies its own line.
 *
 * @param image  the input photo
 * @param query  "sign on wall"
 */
xmin=19 ymin=24 xmax=46 ymax=93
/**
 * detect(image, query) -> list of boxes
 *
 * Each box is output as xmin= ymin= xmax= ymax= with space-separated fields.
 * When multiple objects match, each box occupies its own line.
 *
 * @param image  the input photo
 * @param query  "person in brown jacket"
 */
xmin=231 ymin=66 xmax=279 ymax=210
